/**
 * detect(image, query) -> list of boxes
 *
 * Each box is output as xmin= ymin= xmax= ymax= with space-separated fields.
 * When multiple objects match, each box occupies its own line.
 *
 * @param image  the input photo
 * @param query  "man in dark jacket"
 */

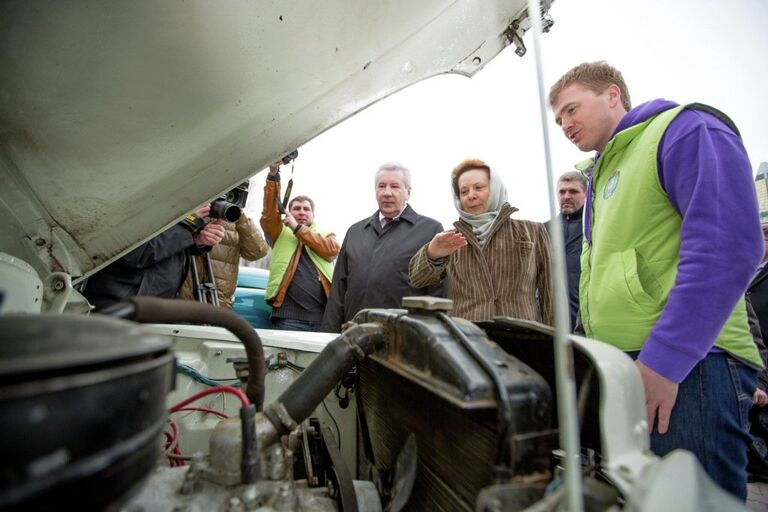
xmin=749 ymin=224 xmax=768 ymax=340
xmin=748 ymin=222 xmax=768 ymax=401
xmin=321 ymin=162 xmax=447 ymax=332
xmin=83 ymin=206 xmax=225 ymax=311
xmin=746 ymin=224 xmax=768 ymax=478
xmin=545 ymin=170 xmax=587 ymax=329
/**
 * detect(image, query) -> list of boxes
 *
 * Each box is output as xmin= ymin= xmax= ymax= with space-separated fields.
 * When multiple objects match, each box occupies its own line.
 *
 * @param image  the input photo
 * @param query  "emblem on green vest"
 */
xmin=603 ymin=171 xmax=620 ymax=199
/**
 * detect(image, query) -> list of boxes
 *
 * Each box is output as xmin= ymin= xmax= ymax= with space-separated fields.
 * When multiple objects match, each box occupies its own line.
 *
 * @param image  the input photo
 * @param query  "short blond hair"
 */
xmin=549 ymin=61 xmax=631 ymax=111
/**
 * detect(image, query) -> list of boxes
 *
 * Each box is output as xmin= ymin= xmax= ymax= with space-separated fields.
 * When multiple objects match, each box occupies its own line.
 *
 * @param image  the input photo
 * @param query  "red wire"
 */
xmin=168 ymin=417 xmax=180 ymax=440
xmin=163 ymin=418 xmax=185 ymax=467
xmin=171 ymin=406 xmax=230 ymax=419
xmin=174 ymin=446 xmax=185 ymax=466
xmin=165 ymin=387 xmax=246 ymax=467
xmin=168 ymin=418 xmax=185 ymax=466
xmin=162 ymin=430 xmax=176 ymax=466
xmin=169 ymin=385 xmax=249 ymax=412
xmin=162 ymin=431 xmax=182 ymax=467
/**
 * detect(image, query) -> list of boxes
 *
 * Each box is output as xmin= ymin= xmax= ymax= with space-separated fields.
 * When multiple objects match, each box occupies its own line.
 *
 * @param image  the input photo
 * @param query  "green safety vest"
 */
xmin=265 ymin=224 xmax=334 ymax=302
xmin=580 ymin=105 xmax=761 ymax=367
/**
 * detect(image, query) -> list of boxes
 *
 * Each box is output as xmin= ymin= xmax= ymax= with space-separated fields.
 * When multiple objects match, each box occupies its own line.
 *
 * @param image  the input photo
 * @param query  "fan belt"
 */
xmin=320 ymin=422 xmax=358 ymax=512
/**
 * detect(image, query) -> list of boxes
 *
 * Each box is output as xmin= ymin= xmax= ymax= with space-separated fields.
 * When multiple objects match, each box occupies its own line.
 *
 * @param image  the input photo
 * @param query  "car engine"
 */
xmin=1 ymin=296 xmax=601 ymax=511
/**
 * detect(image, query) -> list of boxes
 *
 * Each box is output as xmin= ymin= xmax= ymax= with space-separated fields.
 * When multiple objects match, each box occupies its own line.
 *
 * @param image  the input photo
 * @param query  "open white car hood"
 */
xmin=0 ymin=0 xmax=551 ymax=284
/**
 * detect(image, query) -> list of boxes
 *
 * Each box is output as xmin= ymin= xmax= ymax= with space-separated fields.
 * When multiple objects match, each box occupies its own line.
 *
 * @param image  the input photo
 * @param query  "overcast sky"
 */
xmin=244 ymin=0 xmax=768 ymax=239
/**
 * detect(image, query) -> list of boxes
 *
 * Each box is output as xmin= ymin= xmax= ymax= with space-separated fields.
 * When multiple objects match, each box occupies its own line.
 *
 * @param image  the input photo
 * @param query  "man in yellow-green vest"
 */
xmin=550 ymin=61 xmax=762 ymax=500
xmin=261 ymin=162 xmax=339 ymax=331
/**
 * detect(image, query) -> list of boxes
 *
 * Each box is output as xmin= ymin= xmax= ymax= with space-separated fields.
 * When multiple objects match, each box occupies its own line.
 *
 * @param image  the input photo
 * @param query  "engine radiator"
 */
xmin=354 ymin=303 xmax=553 ymax=511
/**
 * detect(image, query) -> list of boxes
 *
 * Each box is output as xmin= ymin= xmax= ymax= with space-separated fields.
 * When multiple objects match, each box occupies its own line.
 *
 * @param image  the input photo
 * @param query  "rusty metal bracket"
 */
xmin=504 ymin=19 xmax=528 ymax=57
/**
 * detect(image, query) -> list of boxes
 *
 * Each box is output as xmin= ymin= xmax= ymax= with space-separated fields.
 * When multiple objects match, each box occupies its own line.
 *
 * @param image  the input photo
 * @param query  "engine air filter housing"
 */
xmin=0 ymin=314 xmax=174 ymax=511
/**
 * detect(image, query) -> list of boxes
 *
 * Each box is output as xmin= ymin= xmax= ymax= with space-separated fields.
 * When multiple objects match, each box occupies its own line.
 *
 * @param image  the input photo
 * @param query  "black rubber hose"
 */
xmin=265 ymin=323 xmax=385 ymax=435
xmin=240 ymin=404 xmax=259 ymax=484
xmin=106 ymin=297 xmax=266 ymax=411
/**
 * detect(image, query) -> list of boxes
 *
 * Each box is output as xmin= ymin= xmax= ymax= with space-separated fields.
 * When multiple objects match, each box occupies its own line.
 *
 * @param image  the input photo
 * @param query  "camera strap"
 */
xmin=281 ymin=162 xmax=295 ymax=211
xmin=182 ymin=214 xmax=206 ymax=233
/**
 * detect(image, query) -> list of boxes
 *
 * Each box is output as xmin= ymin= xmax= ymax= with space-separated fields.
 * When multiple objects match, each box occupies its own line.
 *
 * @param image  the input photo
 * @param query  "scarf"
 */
xmin=453 ymin=166 xmax=509 ymax=247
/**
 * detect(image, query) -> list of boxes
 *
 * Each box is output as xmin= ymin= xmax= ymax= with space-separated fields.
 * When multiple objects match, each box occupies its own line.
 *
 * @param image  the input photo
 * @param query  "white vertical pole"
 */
xmin=525 ymin=0 xmax=584 ymax=510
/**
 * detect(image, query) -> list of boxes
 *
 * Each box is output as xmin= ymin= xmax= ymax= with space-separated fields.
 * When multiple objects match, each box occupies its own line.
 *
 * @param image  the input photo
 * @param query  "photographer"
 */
xmin=82 ymin=205 xmax=225 ymax=311
xmin=261 ymin=161 xmax=339 ymax=331
xmin=180 ymin=198 xmax=269 ymax=307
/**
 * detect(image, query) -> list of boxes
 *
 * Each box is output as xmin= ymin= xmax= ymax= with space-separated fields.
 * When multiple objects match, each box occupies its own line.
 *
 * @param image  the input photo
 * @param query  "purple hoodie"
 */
xmin=584 ymin=99 xmax=763 ymax=382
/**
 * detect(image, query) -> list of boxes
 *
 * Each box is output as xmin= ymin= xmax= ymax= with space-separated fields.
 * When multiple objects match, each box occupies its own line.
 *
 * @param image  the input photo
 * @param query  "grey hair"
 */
xmin=375 ymin=161 xmax=412 ymax=188
xmin=557 ymin=170 xmax=587 ymax=191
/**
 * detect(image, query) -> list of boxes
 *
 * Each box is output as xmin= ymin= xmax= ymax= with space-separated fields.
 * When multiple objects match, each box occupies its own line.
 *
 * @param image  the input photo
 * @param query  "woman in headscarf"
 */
xmin=409 ymin=158 xmax=553 ymax=324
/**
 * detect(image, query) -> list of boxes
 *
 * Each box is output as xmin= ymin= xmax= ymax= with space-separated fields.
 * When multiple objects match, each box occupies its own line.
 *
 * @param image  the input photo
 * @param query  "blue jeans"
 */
xmin=637 ymin=352 xmax=756 ymax=500
xmin=271 ymin=317 xmax=321 ymax=332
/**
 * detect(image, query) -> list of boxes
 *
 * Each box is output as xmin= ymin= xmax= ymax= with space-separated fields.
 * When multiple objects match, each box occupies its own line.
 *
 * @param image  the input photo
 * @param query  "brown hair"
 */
xmin=288 ymin=195 xmax=315 ymax=212
xmin=451 ymin=158 xmax=490 ymax=197
xmin=549 ymin=61 xmax=632 ymax=111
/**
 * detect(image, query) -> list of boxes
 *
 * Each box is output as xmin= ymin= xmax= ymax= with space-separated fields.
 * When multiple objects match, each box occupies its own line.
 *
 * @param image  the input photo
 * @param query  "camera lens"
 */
xmin=210 ymin=199 xmax=241 ymax=222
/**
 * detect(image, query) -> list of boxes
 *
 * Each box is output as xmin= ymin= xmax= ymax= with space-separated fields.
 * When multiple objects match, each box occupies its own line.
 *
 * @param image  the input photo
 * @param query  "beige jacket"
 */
xmin=180 ymin=214 xmax=269 ymax=308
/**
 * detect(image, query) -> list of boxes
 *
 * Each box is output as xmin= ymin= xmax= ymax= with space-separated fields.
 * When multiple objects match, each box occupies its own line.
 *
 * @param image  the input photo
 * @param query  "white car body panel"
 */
xmin=0 ymin=0 xmax=545 ymax=283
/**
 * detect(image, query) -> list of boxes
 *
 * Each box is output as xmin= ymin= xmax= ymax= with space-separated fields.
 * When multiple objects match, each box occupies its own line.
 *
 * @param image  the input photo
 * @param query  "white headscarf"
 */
xmin=453 ymin=166 xmax=509 ymax=247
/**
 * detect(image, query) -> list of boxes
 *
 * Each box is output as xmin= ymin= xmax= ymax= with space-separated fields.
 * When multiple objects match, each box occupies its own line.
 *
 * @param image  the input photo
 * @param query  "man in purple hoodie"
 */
xmin=549 ymin=61 xmax=763 ymax=499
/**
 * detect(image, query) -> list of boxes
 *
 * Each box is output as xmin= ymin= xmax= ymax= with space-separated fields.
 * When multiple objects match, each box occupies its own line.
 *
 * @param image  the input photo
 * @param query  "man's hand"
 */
xmin=268 ymin=161 xmax=282 ymax=176
xmin=194 ymin=219 xmax=225 ymax=247
xmin=194 ymin=205 xmax=211 ymax=218
xmin=636 ymin=360 xmax=679 ymax=434
xmin=282 ymin=212 xmax=299 ymax=232
xmin=426 ymin=231 xmax=467 ymax=259
xmin=755 ymin=388 xmax=768 ymax=407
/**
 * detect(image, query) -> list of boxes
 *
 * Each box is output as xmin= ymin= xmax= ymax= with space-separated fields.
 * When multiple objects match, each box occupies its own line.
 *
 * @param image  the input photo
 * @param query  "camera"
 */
xmin=209 ymin=182 xmax=249 ymax=222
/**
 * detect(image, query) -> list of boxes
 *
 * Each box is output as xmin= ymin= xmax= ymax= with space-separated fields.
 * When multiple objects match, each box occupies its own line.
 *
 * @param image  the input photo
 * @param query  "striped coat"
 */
xmin=409 ymin=204 xmax=553 ymax=324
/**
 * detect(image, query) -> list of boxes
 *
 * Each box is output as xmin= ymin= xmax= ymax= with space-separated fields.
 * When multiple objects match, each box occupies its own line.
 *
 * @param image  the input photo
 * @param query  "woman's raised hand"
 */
xmin=426 ymin=231 xmax=467 ymax=259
